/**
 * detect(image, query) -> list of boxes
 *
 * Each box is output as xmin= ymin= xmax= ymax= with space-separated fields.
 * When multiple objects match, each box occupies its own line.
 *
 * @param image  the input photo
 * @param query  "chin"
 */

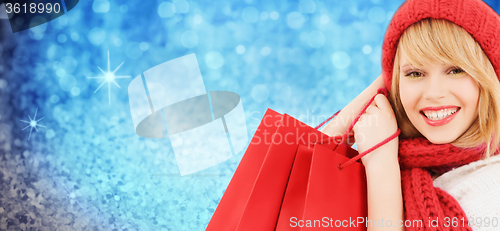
xmin=422 ymin=134 xmax=458 ymax=144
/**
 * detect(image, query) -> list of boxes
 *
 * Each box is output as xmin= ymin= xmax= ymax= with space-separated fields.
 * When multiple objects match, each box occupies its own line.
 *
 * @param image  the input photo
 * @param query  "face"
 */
xmin=399 ymin=54 xmax=480 ymax=144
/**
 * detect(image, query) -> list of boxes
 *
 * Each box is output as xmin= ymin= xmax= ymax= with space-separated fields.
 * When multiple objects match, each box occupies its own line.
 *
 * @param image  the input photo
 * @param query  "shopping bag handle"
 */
xmin=314 ymin=110 xmax=341 ymax=130
xmin=313 ymin=88 xmax=401 ymax=170
xmin=314 ymin=110 xmax=355 ymax=142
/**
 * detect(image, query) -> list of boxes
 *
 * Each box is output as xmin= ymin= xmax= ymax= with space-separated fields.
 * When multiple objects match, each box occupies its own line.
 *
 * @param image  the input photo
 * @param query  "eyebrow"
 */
xmin=401 ymin=63 xmax=426 ymax=69
xmin=400 ymin=64 xmax=415 ymax=70
xmin=400 ymin=63 xmax=427 ymax=74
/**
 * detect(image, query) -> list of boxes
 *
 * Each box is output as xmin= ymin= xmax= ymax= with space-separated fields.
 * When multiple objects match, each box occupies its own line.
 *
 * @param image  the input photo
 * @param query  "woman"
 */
xmin=321 ymin=0 xmax=500 ymax=230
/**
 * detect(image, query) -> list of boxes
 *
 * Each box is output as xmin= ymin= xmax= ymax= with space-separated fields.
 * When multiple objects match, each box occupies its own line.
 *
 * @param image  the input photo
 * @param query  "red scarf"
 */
xmin=398 ymin=137 xmax=485 ymax=230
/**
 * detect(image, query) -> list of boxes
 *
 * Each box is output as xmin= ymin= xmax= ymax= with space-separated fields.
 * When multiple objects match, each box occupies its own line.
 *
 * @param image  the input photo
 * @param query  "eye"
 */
xmin=449 ymin=67 xmax=465 ymax=75
xmin=405 ymin=71 xmax=423 ymax=78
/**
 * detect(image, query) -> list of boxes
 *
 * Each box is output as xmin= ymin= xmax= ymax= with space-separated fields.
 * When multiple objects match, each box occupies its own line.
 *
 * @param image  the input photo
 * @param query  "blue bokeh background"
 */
xmin=1 ymin=0 xmax=500 ymax=230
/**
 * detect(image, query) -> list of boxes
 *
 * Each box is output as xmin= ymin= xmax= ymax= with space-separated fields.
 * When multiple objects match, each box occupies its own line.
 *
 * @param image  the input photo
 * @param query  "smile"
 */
xmin=419 ymin=106 xmax=460 ymax=126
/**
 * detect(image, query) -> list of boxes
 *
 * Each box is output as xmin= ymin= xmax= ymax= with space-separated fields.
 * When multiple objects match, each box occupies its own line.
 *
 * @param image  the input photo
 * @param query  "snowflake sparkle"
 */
xmin=87 ymin=51 xmax=131 ymax=105
xmin=20 ymin=108 xmax=46 ymax=140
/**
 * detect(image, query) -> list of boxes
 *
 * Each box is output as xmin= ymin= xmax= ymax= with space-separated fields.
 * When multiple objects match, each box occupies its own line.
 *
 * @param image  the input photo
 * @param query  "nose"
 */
xmin=423 ymin=74 xmax=447 ymax=101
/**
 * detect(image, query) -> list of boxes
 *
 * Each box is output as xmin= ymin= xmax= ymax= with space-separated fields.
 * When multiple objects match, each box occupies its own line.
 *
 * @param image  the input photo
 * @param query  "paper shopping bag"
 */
xmin=206 ymin=108 xmax=283 ymax=231
xmin=206 ymin=108 xmax=334 ymax=231
xmin=276 ymin=88 xmax=398 ymax=231
xmin=207 ymin=88 xmax=399 ymax=231
xmin=301 ymin=143 xmax=368 ymax=230
xmin=274 ymin=144 xmax=314 ymax=230
xmin=275 ymin=141 xmax=362 ymax=230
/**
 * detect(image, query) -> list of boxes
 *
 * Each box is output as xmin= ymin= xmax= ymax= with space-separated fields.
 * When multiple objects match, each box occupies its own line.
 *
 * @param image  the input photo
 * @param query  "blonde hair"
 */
xmin=389 ymin=18 xmax=500 ymax=158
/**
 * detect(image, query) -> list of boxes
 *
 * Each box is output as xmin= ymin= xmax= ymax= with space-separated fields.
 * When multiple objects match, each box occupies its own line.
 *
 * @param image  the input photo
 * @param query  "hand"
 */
xmin=320 ymin=74 xmax=385 ymax=141
xmin=352 ymin=94 xmax=398 ymax=167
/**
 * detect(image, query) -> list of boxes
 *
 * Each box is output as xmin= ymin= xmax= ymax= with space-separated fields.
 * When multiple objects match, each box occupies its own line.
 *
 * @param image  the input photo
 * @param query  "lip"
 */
xmin=420 ymin=105 xmax=459 ymax=111
xmin=419 ymin=106 xmax=461 ymax=126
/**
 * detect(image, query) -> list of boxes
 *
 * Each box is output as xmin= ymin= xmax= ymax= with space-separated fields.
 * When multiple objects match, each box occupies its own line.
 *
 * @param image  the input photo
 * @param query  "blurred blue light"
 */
xmin=93 ymin=0 xmax=110 ymax=13
xmin=4 ymin=0 xmax=469 ymax=229
xmin=158 ymin=2 xmax=176 ymax=18
xmin=287 ymin=11 xmax=305 ymax=29
xmin=205 ymin=51 xmax=224 ymax=69
xmin=241 ymin=7 xmax=259 ymax=23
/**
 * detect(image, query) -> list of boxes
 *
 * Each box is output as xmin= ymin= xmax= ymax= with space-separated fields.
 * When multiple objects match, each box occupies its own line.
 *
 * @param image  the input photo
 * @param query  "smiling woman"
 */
xmin=321 ymin=0 xmax=500 ymax=230
xmin=397 ymin=52 xmax=480 ymax=145
xmin=389 ymin=18 xmax=500 ymax=157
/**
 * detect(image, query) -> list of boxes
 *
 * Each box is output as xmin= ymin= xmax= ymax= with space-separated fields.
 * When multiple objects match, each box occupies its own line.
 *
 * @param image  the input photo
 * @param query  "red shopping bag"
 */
xmin=301 ymin=143 xmax=368 ymax=230
xmin=276 ymin=88 xmax=399 ymax=230
xmin=275 ymin=142 xmax=362 ymax=230
xmin=205 ymin=108 xmax=282 ymax=231
xmin=207 ymin=88 xmax=399 ymax=231
xmin=206 ymin=108 xmax=335 ymax=231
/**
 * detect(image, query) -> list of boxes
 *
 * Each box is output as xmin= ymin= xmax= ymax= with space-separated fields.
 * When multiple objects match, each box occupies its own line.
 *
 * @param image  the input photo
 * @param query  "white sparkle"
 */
xmin=20 ymin=108 xmax=46 ymax=140
xmin=87 ymin=51 xmax=131 ymax=105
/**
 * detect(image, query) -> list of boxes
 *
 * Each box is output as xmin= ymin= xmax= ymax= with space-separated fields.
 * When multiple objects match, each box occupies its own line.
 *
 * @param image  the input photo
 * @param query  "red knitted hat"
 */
xmin=381 ymin=0 xmax=500 ymax=89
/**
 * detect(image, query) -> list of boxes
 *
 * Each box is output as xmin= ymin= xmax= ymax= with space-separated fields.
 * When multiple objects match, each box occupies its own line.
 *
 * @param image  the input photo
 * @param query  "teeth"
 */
xmin=423 ymin=108 xmax=458 ymax=121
